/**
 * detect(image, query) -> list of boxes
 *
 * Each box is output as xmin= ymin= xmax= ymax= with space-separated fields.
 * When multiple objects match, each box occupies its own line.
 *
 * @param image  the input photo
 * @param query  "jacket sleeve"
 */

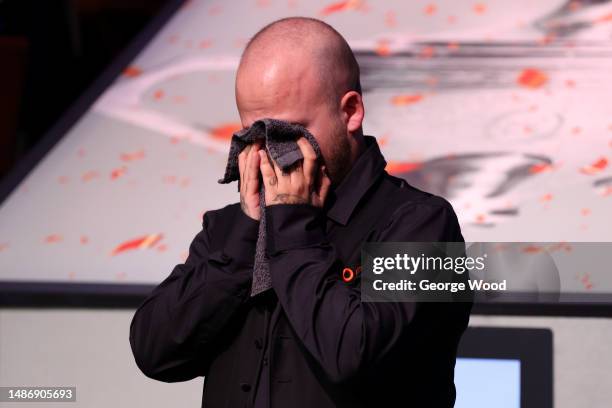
xmin=129 ymin=207 xmax=259 ymax=382
xmin=265 ymin=200 xmax=464 ymax=384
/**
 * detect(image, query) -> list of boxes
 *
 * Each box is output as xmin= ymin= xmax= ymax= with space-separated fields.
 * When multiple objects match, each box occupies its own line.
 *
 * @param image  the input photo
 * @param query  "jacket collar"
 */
xmin=324 ymin=135 xmax=387 ymax=226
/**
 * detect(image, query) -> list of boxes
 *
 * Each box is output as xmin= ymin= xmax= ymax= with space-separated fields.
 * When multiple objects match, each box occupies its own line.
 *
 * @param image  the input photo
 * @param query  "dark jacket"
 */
xmin=129 ymin=135 xmax=472 ymax=407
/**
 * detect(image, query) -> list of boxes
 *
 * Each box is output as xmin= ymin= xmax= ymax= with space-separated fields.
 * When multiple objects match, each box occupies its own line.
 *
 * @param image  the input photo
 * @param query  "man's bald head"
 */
xmin=237 ymin=17 xmax=361 ymax=106
xmin=235 ymin=17 xmax=366 ymax=186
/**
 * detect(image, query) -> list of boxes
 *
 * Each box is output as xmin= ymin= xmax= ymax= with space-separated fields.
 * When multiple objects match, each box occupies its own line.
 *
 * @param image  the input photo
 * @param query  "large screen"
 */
xmin=455 ymin=327 xmax=553 ymax=408
xmin=1 ymin=0 xmax=611 ymax=306
xmin=455 ymin=358 xmax=521 ymax=408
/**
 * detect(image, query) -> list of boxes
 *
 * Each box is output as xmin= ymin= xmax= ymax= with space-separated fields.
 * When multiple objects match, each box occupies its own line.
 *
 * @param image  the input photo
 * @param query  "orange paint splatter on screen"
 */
xmin=199 ymin=39 xmax=213 ymax=49
xmin=180 ymin=177 xmax=191 ymax=188
xmin=122 ymin=66 xmax=142 ymax=78
xmin=447 ymin=42 xmax=459 ymax=50
xmin=580 ymin=157 xmax=608 ymax=174
xmin=377 ymin=133 xmax=390 ymax=146
xmin=517 ymin=68 xmax=548 ymax=89
xmin=473 ymin=3 xmax=487 ymax=14
xmin=571 ymin=126 xmax=582 ymax=135
xmin=594 ymin=12 xmax=612 ymax=24
xmin=57 ymin=176 xmax=70 ymax=184
xmin=319 ymin=0 xmax=363 ymax=16
xmin=475 ymin=214 xmax=486 ymax=223
xmin=81 ymin=170 xmax=99 ymax=182
xmin=522 ymin=244 xmax=543 ymax=253
xmin=418 ymin=46 xmax=435 ymax=59
xmin=424 ymin=3 xmax=437 ymax=15
xmin=579 ymin=273 xmax=593 ymax=290
xmin=153 ymin=89 xmax=164 ymax=100
xmin=110 ymin=166 xmax=128 ymax=180
xmin=385 ymin=10 xmax=397 ymax=27
xmin=120 ymin=149 xmax=145 ymax=162
xmin=391 ymin=93 xmax=424 ymax=106
xmin=80 ymin=236 xmax=89 ymax=244
xmin=385 ymin=161 xmax=423 ymax=174
xmin=569 ymin=1 xmax=582 ymax=11
xmin=257 ymin=0 xmax=271 ymax=7
xmin=44 ymin=234 xmax=63 ymax=244
xmin=599 ymin=186 xmax=612 ymax=197
xmin=540 ymin=193 xmax=553 ymax=202
xmin=68 ymin=272 xmax=76 ymax=279
xmin=538 ymin=34 xmax=556 ymax=45
xmin=447 ymin=15 xmax=457 ymax=24
xmin=0 ymin=242 xmax=9 ymax=252
xmin=581 ymin=208 xmax=591 ymax=216
xmin=163 ymin=175 xmax=177 ymax=184
xmin=549 ymin=242 xmax=572 ymax=252
xmin=493 ymin=243 xmax=510 ymax=252
xmin=529 ymin=163 xmax=553 ymax=174
xmin=375 ymin=40 xmax=391 ymax=57
xmin=110 ymin=233 xmax=163 ymax=256
xmin=156 ymin=244 xmax=168 ymax=252
xmin=210 ymin=123 xmax=242 ymax=140
xmin=565 ymin=79 xmax=576 ymax=88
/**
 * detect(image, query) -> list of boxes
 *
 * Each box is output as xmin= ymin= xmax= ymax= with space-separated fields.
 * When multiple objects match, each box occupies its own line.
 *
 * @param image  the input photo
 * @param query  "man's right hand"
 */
xmin=238 ymin=140 xmax=263 ymax=220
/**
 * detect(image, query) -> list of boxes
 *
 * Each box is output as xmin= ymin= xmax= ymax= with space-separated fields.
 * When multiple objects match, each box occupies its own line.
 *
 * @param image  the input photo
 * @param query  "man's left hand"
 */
xmin=258 ymin=137 xmax=331 ymax=207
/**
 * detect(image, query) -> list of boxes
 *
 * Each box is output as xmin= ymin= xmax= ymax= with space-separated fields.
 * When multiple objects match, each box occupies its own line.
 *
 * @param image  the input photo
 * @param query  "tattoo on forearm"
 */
xmin=271 ymin=194 xmax=308 ymax=204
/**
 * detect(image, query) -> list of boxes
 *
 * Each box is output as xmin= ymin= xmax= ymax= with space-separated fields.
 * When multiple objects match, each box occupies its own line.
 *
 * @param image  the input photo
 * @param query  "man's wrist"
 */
xmin=265 ymin=203 xmax=327 ymax=256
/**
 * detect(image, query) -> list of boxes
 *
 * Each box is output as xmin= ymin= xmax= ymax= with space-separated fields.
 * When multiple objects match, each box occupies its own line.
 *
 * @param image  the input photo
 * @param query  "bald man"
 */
xmin=130 ymin=17 xmax=471 ymax=408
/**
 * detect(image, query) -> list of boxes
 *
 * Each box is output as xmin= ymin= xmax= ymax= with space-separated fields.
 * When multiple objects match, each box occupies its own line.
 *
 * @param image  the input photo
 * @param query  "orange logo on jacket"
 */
xmin=342 ymin=265 xmax=361 ymax=283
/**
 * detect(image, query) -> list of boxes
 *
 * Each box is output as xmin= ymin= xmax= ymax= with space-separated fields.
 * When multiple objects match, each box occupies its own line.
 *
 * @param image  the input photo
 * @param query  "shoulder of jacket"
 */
xmin=379 ymin=172 xmax=456 ymax=213
xmin=201 ymin=202 xmax=241 ymax=226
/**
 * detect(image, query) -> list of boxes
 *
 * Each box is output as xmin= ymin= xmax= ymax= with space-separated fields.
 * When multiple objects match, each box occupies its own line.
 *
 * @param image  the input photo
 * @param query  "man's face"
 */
xmin=235 ymin=57 xmax=351 ymax=186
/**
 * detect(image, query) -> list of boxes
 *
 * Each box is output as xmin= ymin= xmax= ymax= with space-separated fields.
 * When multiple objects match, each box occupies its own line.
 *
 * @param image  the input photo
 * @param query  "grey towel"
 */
xmin=218 ymin=118 xmax=322 ymax=296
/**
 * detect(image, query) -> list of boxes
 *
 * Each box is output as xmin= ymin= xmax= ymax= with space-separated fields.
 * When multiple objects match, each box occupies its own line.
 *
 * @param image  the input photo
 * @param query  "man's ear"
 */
xmin=340 ymin=91 xmax=365 ymax=133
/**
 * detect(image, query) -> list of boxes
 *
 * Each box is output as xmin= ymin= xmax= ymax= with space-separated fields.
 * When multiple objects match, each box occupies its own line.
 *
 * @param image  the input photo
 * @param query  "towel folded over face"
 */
xmin=218 ymin=118 xmax=322 ymax=296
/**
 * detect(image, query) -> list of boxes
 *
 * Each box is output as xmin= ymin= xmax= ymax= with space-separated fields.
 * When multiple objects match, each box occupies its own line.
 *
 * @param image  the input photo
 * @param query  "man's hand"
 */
xmin=258 ymin=137 xmax=331 ymax=207
xmin=238 ymin=140 xmax=263 ymax=220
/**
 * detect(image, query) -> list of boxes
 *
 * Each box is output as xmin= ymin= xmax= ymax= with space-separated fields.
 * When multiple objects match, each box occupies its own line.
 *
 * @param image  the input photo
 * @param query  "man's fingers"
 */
xmin=258 ymin=150 xmax=278 ymax=188
xmin=245 ymin=144 xmax=261 ymax=194
xmin=246 ymin=143 xmax=261 ymax=182
xmin=297 ymin=137 xmax=317 ymax=184
xmin=238 ymin=145 xmax=251 ymax=188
